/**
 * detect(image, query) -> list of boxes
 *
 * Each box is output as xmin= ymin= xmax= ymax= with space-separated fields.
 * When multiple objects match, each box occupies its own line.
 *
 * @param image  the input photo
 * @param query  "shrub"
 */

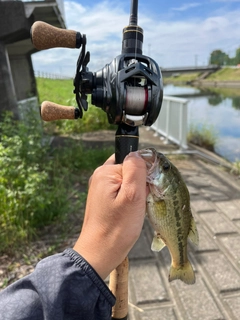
xmin=0 ymin=109 xmax=114 ymax=254
xmin=0 ymin=112 xmax=68 ymax=253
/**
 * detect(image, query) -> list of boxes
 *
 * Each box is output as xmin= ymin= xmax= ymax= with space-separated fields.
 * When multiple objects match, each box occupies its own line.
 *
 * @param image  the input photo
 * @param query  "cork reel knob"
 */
xmin=31 ymin=21 xmax=83 ymax=50
xmin=41 ymin=101 xmax=79 ymax=121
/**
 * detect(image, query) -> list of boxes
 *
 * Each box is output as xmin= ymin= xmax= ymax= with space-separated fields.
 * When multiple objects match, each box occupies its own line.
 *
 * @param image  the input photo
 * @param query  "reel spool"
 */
xmin=125 ymin=86 xmax=148 ymax=115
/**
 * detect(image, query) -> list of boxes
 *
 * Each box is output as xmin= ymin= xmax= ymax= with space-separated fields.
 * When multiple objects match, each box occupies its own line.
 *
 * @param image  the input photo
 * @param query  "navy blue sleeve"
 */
xmin=0 ymin=248 xmax=116 ymax=320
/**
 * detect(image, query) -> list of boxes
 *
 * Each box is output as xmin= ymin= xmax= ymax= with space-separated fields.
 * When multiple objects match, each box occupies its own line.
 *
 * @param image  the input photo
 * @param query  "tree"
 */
xmin=209 ymin=50 xmax=229 ymax=66
xmin=235 ymin=48 xmax=240 ymax=64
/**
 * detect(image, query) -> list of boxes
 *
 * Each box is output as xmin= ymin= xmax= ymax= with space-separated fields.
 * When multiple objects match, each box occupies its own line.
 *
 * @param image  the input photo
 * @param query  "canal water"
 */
xmin=164 ymin=84 xmax=240 ymax=162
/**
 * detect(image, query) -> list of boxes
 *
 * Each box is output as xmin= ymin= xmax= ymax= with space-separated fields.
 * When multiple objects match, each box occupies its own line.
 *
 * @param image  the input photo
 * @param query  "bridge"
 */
xmin=0 ymin=0 xmax=66 ymax=118
xmin=161 ymin=65 xmax=220 ymax=77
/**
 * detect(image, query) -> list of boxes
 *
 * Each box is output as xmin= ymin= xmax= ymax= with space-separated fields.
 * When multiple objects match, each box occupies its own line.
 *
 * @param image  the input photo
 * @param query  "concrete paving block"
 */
xmin=224 ymin=295 xmax=240 ymax=319
xmin=219 ymin=235 xmax=240 ymax=262
xmin=129 ymin=261 xmax=168 ymax=305
xmin=186 ymin=185 xmax=199 ymax=196
xmin=187 ymin=175 xmax=211 ymax=188
xmin=129 ymin=229 xmax=154 ymax=260
xmin=139 ymin=307 xmax=177 ymax=320
xmin=199 ymin=252 xmax=240 ymax=293
xmin=215 ymin=200 xmax=240 ymax=221
xmin=189 ymin=224 xmax=218 ymax=252
xmin=233 ymin=199 xmax=240 ymax=210
xmin=202 ymin=187 xmax=229 ymax=201
xmin=235 ymin=220 xmax=240 ymax=230
xmin=190 ymin=199 xmax=215 ymax=213
xmin=171 ymin=275 xmax=223 ymax=320
xmin=199 ymin=211 xmax=238 ymax=235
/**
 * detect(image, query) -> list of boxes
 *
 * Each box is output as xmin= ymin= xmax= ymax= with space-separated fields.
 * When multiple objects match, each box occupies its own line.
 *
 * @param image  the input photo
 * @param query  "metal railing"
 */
xmin=151 ymin=95 xmax=189 ymax=150
xmin=34 ymin=71 xmax=71 ymax=79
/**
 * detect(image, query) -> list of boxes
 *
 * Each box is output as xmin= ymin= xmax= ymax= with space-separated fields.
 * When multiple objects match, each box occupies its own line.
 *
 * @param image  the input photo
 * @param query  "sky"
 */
xmin=31 ymin=0 xmax=240 ymax=77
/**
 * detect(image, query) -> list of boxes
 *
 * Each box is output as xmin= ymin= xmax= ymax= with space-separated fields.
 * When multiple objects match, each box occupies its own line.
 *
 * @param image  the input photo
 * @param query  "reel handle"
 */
xmin=31 ymin=21 xmax=82 ymax=50
xmin=41 ymin=101 xmax=79 ymax=121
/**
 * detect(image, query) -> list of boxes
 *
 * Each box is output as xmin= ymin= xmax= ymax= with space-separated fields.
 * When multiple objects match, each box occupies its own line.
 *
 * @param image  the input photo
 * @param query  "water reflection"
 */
xmin=164 ymin=84 xmax=240 ymax=162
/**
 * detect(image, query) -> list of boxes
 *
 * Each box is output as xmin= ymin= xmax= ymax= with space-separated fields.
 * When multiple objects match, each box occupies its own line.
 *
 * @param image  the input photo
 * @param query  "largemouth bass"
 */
xmin=138 ymin=148 xmax=199 ymax=285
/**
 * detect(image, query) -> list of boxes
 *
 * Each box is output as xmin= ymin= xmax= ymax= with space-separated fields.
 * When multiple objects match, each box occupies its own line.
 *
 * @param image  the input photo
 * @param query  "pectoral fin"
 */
xmin=151 ymin=233 xmax=166 ymax=252
xmin=188 ymin=217 xmax=199 ymax=246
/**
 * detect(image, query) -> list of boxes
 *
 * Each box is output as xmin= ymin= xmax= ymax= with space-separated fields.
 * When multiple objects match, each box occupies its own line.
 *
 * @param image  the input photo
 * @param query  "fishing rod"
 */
xmin=31 ymin=0 xmax=163 ymax=318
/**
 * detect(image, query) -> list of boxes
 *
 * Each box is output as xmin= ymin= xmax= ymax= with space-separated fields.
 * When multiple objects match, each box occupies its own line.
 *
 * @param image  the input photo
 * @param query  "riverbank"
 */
xmin=191 ymin=80 xmax=240 ymax=88
xmin=164 ymin=83 xmax=240 ymax=163
xmin=164 ymin=67 xmax=240 ymax=88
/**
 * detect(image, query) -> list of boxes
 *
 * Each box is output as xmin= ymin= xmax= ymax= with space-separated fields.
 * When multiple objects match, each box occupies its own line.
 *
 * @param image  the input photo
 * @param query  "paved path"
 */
xmin=126 ymin=127 xmax=240 ymax=320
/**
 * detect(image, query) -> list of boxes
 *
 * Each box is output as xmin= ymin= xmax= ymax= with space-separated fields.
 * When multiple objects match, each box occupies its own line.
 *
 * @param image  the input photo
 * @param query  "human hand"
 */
xmin=73 ymin=152 xmax=148 ymax=279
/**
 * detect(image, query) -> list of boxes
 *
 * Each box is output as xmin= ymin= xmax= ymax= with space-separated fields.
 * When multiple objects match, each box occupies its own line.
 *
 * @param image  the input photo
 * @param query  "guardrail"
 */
xmin=151 ymin=95 xmax=189 ymax=150
xmin=34 ymin=71 xmax=71 ymax=79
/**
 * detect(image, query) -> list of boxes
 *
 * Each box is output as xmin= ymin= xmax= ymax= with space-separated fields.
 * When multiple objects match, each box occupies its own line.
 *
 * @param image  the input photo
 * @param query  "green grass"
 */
xmin=36 ymin=77 xmax=115 ymax=134
xmin=36 ymin=77 xmax=74 ymax=106
xmin=231 ymin=160 xmax=240 ymax=176
xmin=164 ymin=67 xmax=240 ymax=84
xmin=164 ymin=72 xmax=200 ymax=84
xmin=207 ymin=67 xmax=240 ymax=81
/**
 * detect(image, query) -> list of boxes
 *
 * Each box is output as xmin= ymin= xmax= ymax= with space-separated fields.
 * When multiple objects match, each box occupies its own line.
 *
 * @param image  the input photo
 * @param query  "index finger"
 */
xmin=120 ymin=151 xmax=147 ymax=203
xmin=103 ymin=153 xmax=116 ymax=165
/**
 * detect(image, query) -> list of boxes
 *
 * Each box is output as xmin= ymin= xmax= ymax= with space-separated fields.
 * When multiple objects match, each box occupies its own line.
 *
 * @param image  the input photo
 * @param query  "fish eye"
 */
xmin=163 ymin=162 xmax=170 ymax=171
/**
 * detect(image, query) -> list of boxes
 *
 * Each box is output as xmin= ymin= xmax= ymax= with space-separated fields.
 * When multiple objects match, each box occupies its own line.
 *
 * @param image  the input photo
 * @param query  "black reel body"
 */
xmin=74 ymin=52 xmax=163 ymax=127
xmin=91 ymin=53 xmax=163 ymax=126
xmin=74 ymin=41 xmax=163 ymax=127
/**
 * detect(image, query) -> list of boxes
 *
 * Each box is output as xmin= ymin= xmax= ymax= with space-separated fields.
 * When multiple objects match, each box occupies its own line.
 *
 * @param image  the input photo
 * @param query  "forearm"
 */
xmin=0 ymin=249 xmax=115 ymax=320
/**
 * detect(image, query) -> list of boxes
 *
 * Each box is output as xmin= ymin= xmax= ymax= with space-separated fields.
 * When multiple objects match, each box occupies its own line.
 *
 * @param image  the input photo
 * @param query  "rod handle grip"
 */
xmin=41 ymin=101 xmax=77 ymax=121
xmin=31 ymin=21 xmax=81 ymax=50
xmin=110 ymin=257 xmax=129 ymax=320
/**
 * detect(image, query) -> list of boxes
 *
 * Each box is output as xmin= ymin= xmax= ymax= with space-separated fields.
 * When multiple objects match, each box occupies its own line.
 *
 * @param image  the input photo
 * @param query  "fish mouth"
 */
xmin=138 ymin=148 xmax=161 ymax=183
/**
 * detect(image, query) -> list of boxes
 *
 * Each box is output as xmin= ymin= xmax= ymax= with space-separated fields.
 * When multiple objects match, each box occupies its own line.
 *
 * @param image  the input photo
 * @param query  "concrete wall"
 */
xmin=0 ymin=1 xmax=35 ymax=118
xmin=0 ymin=42 xmax=19 ymax=117
xmin=0 ymin=0 xmax=66 ymax=118
xmin=9 ymin=53 xmax=37 ymax=101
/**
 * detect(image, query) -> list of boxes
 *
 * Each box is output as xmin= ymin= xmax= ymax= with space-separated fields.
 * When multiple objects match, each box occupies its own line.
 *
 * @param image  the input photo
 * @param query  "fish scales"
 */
xmin=138 ymin=148 xmax=199 ymax=285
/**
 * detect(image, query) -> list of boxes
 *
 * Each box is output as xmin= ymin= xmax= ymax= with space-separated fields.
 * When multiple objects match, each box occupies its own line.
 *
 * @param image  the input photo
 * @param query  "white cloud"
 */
xmin=171 ymin=2 xmax=201 ymax=11
xmin=31 ymin=0 xmax=240 ymax=76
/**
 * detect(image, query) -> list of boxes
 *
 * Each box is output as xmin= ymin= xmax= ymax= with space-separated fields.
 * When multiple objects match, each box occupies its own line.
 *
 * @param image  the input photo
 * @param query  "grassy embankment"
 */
xmin=163 ymin=72 xmax=200 ymax=85
xmin=164 ymin=67 xmax=240 ymax=85
xmin=0 ymin=77 xmax=115 ymax=256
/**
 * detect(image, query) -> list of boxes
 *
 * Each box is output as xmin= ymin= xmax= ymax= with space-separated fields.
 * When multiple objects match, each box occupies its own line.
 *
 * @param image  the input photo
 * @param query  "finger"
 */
xmin=120 ymin=151 xmax=147 ymax=202
xmin=88 ymin=154 xmax=115 ymax=187
xmin=103 ymin=153 xmax=116 ymax=165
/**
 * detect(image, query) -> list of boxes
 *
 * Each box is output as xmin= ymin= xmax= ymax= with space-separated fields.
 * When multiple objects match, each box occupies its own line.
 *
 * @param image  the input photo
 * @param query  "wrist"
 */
xmin=73 ymin=232 xmax=122 ymax=280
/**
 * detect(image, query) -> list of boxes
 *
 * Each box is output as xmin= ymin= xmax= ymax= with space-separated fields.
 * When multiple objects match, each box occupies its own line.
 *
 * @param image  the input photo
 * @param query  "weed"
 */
xmin=0 ymin=112 xmax=69 ymax=254
xmin=187 ymin=123 xmax=218 ymax=151
xmin=231 ymin=159 xmax=240 ymax=176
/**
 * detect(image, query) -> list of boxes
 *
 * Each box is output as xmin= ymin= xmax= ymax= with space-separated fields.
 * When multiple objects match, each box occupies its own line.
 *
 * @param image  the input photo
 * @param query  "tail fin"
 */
xmin=169 ymin=260 xmax=195 ymax=285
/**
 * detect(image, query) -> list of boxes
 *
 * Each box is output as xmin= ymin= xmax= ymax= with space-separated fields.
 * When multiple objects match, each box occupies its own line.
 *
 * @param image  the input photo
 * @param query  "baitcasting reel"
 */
xmin=74 ymin=14 xmax=163 ymax=127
